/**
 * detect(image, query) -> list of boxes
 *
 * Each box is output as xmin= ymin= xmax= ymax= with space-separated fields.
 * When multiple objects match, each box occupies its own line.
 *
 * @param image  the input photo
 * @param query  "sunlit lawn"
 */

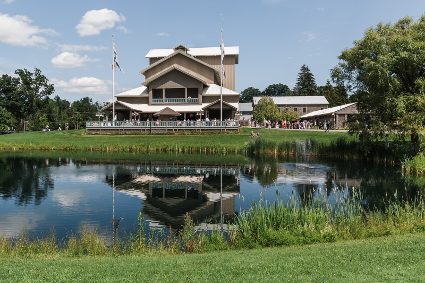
xmin=0 ymin=128 xmax=353 ymax=151
xmin=1 ymin=233 xmax=424 ymax=282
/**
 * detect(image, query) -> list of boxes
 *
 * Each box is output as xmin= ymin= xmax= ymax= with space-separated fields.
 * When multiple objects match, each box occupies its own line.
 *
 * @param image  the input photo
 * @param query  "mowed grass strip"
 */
xmin=1 ymin=233 xmax=424 ymax=282
xmin=0 ymin=128 xmax=352 ymax=151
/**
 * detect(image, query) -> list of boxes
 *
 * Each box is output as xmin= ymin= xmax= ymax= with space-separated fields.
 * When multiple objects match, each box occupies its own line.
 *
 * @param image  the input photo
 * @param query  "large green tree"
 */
xmin=262 ymin=83 xmax=291 ymax=97
xmin=253 ymin=96 xmax=281 ymax=123
xmin=0 ymin=74 xmax=22 ymax=123
xmin=331 ymin=15 xmax=425 ymax=143
xmin=293 ymin=64 xmax=318 ymax=96
xmin=239 ymin=87 xmax=261 ymax=103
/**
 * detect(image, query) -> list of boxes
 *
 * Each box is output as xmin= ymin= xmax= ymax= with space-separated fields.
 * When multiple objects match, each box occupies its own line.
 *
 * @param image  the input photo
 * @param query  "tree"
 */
xmin=262 ymin=83 xmax=291 ymax=97
xmin=14 ymin=68 xmax=54 ymax=130
xmin=0 ymin=106 xmax=13 ymax=130
xmin=322 ymin=80 xmax=349 ymax=107
xmin=281 ymin=107 xmax=300 ymax=122
xmin=0 ymin=74 xmax=22 ymax=122
xmin=239 ymin=87 xmax=261 ymax=103
xmin=253 ymin=96 xmax=281 ymax=123
xmin=71 ymin=97 xmax=100 ymax=122
xmin=331 ymin=15 xmax=425 ymax=143
xmin=293 ymin=64 xmax=318 ymax=96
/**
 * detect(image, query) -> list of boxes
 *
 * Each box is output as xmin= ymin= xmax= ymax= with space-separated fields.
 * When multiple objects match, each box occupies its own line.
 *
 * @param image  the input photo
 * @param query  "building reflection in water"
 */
xmin=105 ymin=162 xmax=240 ymax=229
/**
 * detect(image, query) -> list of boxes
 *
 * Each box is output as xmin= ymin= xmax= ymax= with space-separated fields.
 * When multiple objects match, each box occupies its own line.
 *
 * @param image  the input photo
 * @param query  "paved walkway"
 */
xmin=250 ymin=127 xmax=349 ymax=133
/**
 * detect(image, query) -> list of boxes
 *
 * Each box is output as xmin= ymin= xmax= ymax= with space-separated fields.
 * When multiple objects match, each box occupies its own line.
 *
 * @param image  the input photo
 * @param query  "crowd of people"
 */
xmin=248 ymin=119 xmax=333 ymax=130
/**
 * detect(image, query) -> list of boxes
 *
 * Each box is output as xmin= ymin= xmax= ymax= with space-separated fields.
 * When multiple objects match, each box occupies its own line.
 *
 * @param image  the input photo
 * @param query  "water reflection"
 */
xmin=0 ymin=156 xmax=56 ymax=205
xmin=105 ymin=162 xmax=240 ymax=229
xmin=0 ymin=151 xmax=424 ymax=239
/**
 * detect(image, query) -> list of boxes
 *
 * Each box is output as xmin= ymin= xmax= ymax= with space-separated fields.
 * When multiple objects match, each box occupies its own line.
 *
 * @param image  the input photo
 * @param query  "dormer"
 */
xmin=173 ymin=45 xmax=190 ymax=54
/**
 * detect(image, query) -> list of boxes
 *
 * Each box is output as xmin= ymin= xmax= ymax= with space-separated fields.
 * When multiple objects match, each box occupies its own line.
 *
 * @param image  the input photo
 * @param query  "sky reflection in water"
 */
xmin=0 ymin=152 xmax=423 ymax=240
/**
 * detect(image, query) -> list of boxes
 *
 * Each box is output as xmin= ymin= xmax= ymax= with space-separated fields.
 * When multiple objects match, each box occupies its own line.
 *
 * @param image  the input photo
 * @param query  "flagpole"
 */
xmin=220 ymin=29 xmax=223 ymax=123
xmin=112 ymin=34 xmax=115 ymax=122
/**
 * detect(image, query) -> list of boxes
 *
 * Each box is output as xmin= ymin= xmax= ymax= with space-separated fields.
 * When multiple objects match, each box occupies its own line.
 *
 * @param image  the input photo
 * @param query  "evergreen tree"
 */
xmin=293 ymin=64 xmax=318 ymax=96
xmin=322 ymin=80 xmax=349 ymax=107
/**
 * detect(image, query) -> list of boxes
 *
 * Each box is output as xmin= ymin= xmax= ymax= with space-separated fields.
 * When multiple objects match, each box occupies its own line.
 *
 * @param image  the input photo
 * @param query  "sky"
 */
xmin=1 ymin=0 xmax=425 ymax=103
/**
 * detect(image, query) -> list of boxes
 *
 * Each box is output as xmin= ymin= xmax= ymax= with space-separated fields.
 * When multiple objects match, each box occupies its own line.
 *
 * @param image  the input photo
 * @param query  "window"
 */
xmin=303 ymin=108 xmax=306 ymax=113
xmin=294 ymin=108 xmax=297 ymax=112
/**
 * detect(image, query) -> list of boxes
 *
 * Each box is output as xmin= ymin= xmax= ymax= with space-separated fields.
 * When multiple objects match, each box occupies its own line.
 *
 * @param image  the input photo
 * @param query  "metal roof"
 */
xmin=300 ymin=102 xmax=357 ymax=118
xmin=238 ymin=103 xmax=253 ymax=111
xmin=115 ymin=86 xmax=148 ymax=97
xmin=252 ymin=96 xmax=329 ymax=105
xmin=146 ymin=46 xmax=239 ymax=64
xmin=202 ymin=84 xmax=239 ymax=95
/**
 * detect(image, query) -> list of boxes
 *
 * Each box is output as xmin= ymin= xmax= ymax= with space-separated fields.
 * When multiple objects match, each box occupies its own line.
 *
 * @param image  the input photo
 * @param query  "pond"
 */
xmin=0 ymin=151 xmax=423 ymax=241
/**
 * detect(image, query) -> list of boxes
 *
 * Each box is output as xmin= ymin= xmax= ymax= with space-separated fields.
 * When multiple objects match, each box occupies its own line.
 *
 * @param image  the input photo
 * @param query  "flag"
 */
xmin=113 ymin=39 xmax=123 ymax=72
xmin=220 ymin=35 xmax=226 ymax=78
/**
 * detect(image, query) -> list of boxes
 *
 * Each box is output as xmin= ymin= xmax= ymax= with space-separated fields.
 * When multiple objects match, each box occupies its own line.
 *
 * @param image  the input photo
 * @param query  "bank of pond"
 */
xmin=0 ymin=151 xmax=424 ymax=256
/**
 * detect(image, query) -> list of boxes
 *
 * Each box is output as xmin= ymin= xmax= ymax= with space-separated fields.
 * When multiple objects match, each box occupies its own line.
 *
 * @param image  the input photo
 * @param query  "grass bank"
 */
xmin=1 ymin=233 xmax=424 ymax=282
xmin=0 ymin=128 xmax=351 ymax=153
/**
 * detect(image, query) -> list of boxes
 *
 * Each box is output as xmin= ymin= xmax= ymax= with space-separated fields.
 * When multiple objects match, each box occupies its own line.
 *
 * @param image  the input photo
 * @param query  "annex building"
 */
xmin=103 ymin=45 xmax=240 ymax=121
xmin=252 ymin=96 xmax=329 ymax=117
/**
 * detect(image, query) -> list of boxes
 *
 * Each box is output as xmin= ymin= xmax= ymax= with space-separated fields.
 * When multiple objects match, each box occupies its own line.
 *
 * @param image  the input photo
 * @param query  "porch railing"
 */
xmin=87 ymin=120 xmax=239 ymax=128
xmin=151 ymin=98 xmax=199 ymax=104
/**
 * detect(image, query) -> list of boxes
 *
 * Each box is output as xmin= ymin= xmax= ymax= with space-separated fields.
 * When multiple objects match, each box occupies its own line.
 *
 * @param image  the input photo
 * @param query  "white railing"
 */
xmin=87 ymin=120 xmax=239 ymax=129
xmin=151 ymin=98 xmax=199 ymax=104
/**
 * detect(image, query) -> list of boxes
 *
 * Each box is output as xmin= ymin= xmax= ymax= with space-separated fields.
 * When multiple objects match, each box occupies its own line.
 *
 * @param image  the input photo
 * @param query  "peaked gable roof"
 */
xmin=140 ymin=50 xmax=221 ymax=85
xmin=142 ymin=64 xmax=210 ymax=86
xmin=202 ymin=99 xmax=238 ymax=111
xmin=153 ymin=107 xmax=182 ymax=116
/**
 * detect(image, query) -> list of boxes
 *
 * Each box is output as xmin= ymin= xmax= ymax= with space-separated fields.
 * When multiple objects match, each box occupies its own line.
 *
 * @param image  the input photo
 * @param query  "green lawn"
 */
xmin=1 ymin=233 xmax=424 ymax=282
xmin=0 ymin=128 xmax=353 ymax=152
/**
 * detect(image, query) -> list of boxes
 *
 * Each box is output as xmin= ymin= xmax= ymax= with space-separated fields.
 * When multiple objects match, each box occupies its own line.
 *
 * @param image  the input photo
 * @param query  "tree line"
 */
xmin=240 ymin=64 xmax=350 ymax=108
xmin=0 ymin=68 xmax=106 ymax=131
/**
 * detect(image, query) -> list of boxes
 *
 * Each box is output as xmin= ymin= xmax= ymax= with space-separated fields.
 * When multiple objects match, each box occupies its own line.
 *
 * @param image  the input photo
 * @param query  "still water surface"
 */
xmin=0 ymin=151 xmax=423 ymax=240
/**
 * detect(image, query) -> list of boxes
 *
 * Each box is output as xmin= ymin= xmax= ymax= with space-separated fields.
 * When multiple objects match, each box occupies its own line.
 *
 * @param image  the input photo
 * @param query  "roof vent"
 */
xmin=173 ymin=45 xmax=190 ymax=54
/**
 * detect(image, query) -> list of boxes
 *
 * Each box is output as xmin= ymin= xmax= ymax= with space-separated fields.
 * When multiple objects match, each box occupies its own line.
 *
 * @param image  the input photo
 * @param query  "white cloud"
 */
xmin=317 ymin=8 xmax=324 ymax=11
xmin=299 ymin=31 xmax=319 ymax=42
xmin=51 ymin=77 xmax=109 ymax=94
xmin=0 ymin=13 xmax=58 ymax=47
xmin=51 ymin=52 xmax=100 ymax=68
xmin=3 ymin=0 xmax=14 ymax=3
xmin=0 ymin=70 xmax=18 ymax=77
xmin=156 ymin=32 xmax=169 ymax=36
xmin=76 ymin=9 xmax=125 ymax=36
xmin=117 ymin=26 xmax=131 ymax=33
xmin=287 ymin=82 xmax=295 ymax=87
xmin=58 ymin=44 xmax=108 ymax=52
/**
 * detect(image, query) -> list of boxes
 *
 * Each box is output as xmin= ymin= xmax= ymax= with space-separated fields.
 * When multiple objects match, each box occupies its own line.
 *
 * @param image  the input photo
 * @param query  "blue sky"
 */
xmin=1 ymin=0 xmax=425 ymax=103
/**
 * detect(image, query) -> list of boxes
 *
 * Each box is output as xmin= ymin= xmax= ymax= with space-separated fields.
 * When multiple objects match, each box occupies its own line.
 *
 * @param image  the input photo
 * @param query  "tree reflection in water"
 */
xmin=0 ymin=156 xmax=55 ymax=205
